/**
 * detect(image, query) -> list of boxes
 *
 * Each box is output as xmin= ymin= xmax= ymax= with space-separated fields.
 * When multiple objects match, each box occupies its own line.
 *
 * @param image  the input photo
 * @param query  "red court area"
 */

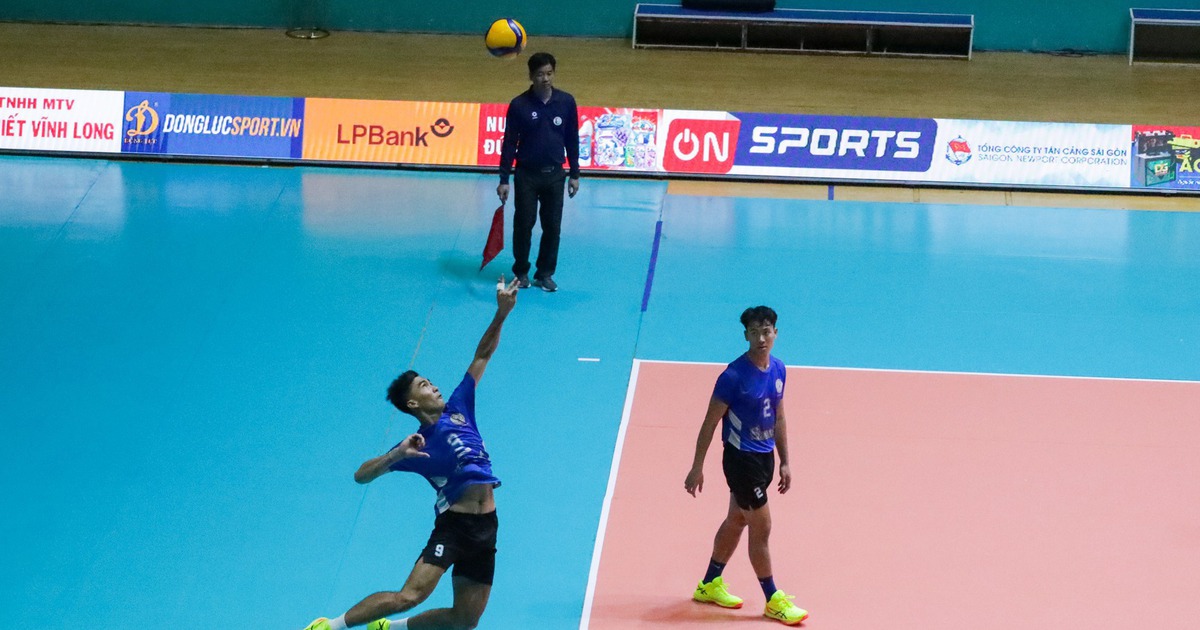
xmin=584 ymin=361 xmax=1200 ymax=630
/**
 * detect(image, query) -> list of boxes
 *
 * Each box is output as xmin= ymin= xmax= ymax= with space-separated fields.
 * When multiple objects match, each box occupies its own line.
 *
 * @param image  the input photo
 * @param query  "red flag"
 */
xmin=480 ymin=205 xmax=505 ymax=270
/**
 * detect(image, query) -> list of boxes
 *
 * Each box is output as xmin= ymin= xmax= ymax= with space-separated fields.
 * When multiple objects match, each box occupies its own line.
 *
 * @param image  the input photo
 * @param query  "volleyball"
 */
xmin=485 ymin=18 xmax=527 ymax=58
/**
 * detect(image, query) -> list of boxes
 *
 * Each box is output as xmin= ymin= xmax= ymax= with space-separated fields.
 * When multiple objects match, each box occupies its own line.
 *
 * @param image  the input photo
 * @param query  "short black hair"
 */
xmin=386 ymin=370 xmax=420 ymax=416
xmin=528 ymin=52 xmax=556 ymax=74
xmin=740 ymin=305 xmax=778 ymax=329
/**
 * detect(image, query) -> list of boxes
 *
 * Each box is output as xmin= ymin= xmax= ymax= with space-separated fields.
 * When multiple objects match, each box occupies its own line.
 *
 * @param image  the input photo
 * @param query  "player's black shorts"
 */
xmin=722 ymin=443 xmax=775 ymax=510
xmin=418 ymin=510 xmax=498 ymax=585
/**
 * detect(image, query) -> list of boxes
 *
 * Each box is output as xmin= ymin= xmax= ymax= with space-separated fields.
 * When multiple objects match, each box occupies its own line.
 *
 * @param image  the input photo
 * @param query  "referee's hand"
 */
xmin=568 ymin=177 xmax=579 ymax=198
xmin=497 ymin=183 xmax=510 ymax=204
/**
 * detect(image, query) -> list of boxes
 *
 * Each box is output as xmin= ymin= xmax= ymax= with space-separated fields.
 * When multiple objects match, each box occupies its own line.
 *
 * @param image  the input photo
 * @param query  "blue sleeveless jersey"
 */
xmin=712 ymin=354 xmax=786 ymax=453
xmin=389 ymin=373 xmax=501 ymax=514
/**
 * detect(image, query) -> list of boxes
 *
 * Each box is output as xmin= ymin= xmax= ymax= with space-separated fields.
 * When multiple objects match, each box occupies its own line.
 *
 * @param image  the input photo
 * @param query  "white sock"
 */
xmin=391 ymin=619 xmax=408 ymax=630
xmin=328 ymin=615 xmax=348 ymax=630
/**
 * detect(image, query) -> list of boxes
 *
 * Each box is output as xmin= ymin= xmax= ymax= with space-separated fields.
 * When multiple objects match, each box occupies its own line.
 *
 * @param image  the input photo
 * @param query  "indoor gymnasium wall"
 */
xmin=2 ymin=0 xmax=1199 ymax=52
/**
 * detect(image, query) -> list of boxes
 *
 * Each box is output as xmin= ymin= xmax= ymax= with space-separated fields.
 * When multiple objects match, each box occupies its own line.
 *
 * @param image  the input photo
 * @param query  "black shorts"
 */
xmin=418 ymin=510 xmax=498 ymax=585
xmin=722 ymin=443 xmax=775 ymax=511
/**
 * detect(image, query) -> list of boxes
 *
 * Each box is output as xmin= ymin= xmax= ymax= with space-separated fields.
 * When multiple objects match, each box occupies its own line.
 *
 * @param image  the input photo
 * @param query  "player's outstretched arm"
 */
xmin=354 ymin=433 xmax=429 ymax=484
xmin=684 ymin=396 xmax=729 ymax=497
xmin=467 ymin=276 xmax=519 ymax=384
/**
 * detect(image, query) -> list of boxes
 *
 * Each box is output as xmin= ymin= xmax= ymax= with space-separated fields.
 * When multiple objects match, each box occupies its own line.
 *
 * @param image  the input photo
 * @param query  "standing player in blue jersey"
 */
xmin=684 ymin=306 xmax=809 ymax=626
xmin=302 ymin=277 xmax=520 ymax=630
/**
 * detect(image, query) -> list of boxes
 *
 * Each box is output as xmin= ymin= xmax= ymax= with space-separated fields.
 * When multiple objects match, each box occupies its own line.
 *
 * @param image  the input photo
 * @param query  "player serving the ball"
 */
xmin=301 ymin=276 xmax=520 ymax=630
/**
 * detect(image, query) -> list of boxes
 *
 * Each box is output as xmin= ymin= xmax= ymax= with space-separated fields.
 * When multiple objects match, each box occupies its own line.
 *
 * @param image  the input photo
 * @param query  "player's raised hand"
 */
xmin=684 ymin=467 xmax=704 ymax=497
xmin=496 ymin=274 xmax=518 ymax=313
xmin=396 ymin=433 xmax=429 ymax=459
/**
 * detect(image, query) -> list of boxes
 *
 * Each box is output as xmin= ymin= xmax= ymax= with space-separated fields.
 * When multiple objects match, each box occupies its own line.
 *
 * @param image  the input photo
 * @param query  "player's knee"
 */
xmin=747 ymin=513 xmax=772 ymax=537
xmin=393 ymin=586 xmax=431 ymax=611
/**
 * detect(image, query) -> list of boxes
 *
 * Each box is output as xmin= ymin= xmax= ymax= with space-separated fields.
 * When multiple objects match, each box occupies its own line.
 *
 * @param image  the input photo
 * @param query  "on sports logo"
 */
xmin=663 ymin=119 xmax=739 ymax=174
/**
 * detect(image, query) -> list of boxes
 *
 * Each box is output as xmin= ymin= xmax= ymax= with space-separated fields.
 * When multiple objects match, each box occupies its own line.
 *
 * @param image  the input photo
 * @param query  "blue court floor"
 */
xmin=2 ymin=155 xmax=1198 ymax=629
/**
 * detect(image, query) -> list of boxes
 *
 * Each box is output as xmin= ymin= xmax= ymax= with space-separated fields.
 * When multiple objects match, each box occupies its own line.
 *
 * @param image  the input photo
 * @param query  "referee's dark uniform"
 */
xmin=498 ymin=86 xmax=580 ymax=285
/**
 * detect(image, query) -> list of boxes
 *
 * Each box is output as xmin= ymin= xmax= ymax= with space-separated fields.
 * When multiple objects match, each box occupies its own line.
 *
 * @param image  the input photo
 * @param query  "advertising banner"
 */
xmin=728 ymin=112 xmax=938 ymax=180
xmin=3 ymin=83 xmax=1194 ymax=197
xmin=0 ymin=87 xmax=123 ymax=153
xmin=658 ymin=111 xmax=1142 ymax=192
xmin=578 ymin=106 xmax=660 ymax=172
xmin=657 ymin=110 xmax=742 ymax=175
xmin=926 ymin=120 xmax=1132 ymax=189
xmin=476 ymin=103 xmax=508 ymax=167
xmin=476 ymin=104 xmax=662 ymax=173
xmin=121 ymin=92 xmax=304 ymax=158
xmin=302 ymin=99 xmax=479 ymax=165
xmin=1129 ymin=125 xmax=1200 ymax=191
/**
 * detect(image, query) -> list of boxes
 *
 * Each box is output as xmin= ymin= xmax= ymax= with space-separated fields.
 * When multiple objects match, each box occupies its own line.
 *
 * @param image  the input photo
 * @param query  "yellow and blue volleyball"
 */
xmin=485 ymin=18 xmax=527 ymax=58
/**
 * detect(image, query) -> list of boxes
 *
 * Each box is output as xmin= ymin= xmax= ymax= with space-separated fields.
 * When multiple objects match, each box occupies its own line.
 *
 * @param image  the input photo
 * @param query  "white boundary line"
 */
xmin=634 ymin=357 xmax=1200 ymax=385
xmin=579 ymin=358 xmax=642 ymax=630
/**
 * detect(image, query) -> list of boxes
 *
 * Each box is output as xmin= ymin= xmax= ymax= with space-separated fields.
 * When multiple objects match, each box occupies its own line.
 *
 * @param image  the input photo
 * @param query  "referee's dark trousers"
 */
xmin=512 ymin=164 xmax=565 ymax=279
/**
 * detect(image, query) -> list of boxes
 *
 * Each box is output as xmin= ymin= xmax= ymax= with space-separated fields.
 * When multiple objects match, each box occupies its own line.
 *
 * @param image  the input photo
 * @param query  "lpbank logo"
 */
xmin=336 ymin=118 xmax=455 ymax=146
xmin=663 ymin=118 xmax=740 ymax=174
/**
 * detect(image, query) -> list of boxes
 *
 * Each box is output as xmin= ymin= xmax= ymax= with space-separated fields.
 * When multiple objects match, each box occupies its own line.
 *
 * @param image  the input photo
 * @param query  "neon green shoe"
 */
xmin=302 ymin=619 xmax=330 ymax=630
xmin=366 ymin=620 xmax=390 ymax=630
xmin=763 ymin=590 xmax=809 ymax=625
xmin=692 ymin=576 xmax=744 ymax=608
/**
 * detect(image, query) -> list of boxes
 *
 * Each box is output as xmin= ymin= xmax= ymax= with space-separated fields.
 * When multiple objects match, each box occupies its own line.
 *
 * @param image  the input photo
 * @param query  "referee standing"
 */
xmin=496 ymin=52 xmax=580 ymax=293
